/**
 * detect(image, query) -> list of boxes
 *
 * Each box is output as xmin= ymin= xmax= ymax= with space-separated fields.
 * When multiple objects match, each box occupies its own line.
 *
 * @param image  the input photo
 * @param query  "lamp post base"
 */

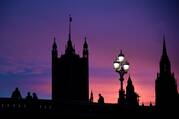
xmin=118 ymin=89 xmax=126 ymax=106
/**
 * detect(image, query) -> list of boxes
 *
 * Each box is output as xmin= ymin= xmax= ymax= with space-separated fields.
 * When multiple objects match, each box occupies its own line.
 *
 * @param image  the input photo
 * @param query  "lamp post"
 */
xmin=113 ymin=50 xmax=129 ymax=105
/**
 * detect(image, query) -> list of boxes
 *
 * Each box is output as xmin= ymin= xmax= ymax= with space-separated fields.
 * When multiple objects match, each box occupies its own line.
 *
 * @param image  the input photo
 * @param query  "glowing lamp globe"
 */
xmin=123 ymin=62 xmax=129 ymax=71
xmin=117 ymin=50 xmax=125 ymax=62
xmin=114 ymin=62 xmax=120 ymax=70
xmin=117 ymin=55 xmax=124 ymax=62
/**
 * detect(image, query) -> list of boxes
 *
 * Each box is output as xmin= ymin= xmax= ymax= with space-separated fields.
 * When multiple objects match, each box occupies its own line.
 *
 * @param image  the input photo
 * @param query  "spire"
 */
xmin=127 ymin=75 xmax=132 ymax=85
xmin=126 ymin=75 xmax=134 ymax=91
xmin=126 ymin=75 xmax=139 ymax=107
xmin=67 ymin=14 xmax=73 ymax=48
xmin=83 ymin=37 xmax=88 ymax=58
xmin=160 ymin=35 xmax=171 ymax=75
xmin=52 ymin=36 xmax=57 ymax=49
xmin=52 ymin=36 xmax=58 ymax=58
xmin=83 ymin=37 xmax=88 ymax=48
xmin=65 ymin=15 xmax=75 ymax=55
xmin=162 ymin=35 xmax=167 ymax=56
xmin=69 ymin=14 xmax=72 ymax=41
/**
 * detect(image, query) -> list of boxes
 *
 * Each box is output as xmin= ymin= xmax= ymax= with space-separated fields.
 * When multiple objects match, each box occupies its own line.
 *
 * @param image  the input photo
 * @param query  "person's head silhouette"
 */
xmin=15 ymin=87 xmax=18 ymax=91
xmin=32 ymin=92 xmax=38 ymax=100
xmin=28 ymin=92 xmax=31 ymax=96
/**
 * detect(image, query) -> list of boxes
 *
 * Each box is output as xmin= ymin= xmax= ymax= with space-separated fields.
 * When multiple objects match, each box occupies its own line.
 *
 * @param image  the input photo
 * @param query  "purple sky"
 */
xmin=0 ymin=0 xmax=179 ymax=104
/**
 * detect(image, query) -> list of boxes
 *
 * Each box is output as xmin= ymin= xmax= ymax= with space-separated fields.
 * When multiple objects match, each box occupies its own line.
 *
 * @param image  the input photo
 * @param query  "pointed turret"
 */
xmin=160 ymin=36 xmax=171 ymax=75
xmin=126 ymin=75 xmax=134 ymax=92
xmin=69 ymin=14 xmax=72 ymax=41
xmin=52 ymin=36 xmax=58 ymax=100
xmin=126 ymin=76 xmax=139 ymax=107
xmin=83 ymin=37 xmax=88 ymax=49
xmin=83 ymin=37 xmax=88 ymax=58
xmin=52 ymin=37 xmax=58 ymax=58
xmin=127 ymin=75 xmax=132 ymax=85
xmin=162 ymin=35 xmax=167 ymax=56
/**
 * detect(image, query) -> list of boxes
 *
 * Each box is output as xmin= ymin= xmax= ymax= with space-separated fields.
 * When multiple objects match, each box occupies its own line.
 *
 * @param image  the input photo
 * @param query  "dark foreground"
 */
xmin=0 ymin=98 xmax=178 ymax=118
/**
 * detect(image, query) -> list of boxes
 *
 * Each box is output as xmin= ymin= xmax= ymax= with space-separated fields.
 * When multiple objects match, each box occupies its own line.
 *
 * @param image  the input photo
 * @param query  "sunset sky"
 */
xmin=0 ymin=0 xmax=179 ymax=105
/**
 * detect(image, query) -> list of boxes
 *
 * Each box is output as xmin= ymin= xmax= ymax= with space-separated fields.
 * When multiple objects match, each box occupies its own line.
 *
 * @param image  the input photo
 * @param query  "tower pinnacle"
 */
xmin=52 ymin=36 xmax=58 ymax=58
xmin=65 ymin=15 xmax=75 ymax=54
xmin=83 ymin=37 xmax=88 ymax=58
xmin=162 ymin=35 xmax=167 ymax=56
xmin=53 ymin=36 xmax=57 ymax=49
xmin=69 ymin=14 xmax=72 ymax=41
xmin=160 ymin=36 xmax=171 ymax=75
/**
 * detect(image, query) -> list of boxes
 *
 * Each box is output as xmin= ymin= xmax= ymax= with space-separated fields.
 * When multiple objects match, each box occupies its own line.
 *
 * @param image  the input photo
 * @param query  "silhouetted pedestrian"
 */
xmin=98 ymin=93 xmax=104 ymax=104
xmin=26 ymin=92 xmax=32 ymax=100
xmin=32 ymin=92 xmax=38 ymax=100
xmin=11 ymin=87 xmax=22 ymax=100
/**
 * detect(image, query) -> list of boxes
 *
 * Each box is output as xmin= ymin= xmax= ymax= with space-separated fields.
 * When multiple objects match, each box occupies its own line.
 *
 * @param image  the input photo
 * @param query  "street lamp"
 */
xmin=113 ymin=50 xmax=129 ymax=104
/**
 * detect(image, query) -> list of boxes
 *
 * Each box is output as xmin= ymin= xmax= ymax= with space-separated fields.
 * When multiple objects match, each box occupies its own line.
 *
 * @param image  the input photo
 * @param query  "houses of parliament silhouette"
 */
xmin=52 ymin=15 xmax=89 ymax=102
xmin=0 ymin=16 xmax=178 ymax=118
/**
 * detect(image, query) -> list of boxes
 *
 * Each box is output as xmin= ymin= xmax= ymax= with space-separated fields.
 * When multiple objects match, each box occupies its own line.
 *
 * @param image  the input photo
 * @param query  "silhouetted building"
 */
xmin=126 ymin=76 xmax=139 ymax=107
xmin=11 ymin=87 xmax=22 ymax=100
xmin=98 ymin=94 xmax=104 ymax=104
xmin=52 ymin=16 xmax=89 ymax=102
xmin=155 ymin=36 xmax=178 ymax=107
